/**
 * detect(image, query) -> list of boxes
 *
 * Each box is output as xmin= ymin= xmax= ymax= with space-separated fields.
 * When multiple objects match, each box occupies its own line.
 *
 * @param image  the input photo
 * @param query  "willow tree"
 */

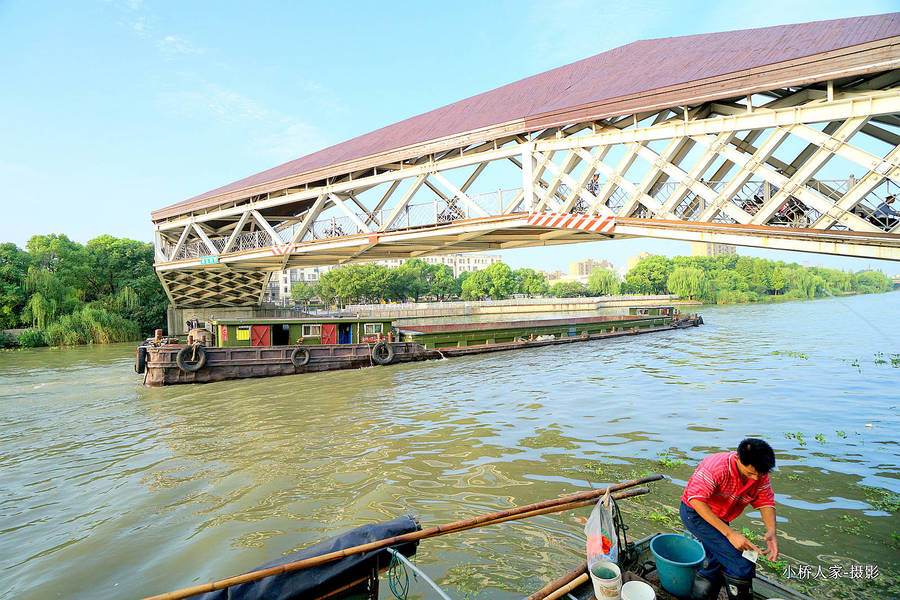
xmin=587 ymin=268 xmax=619 ymax=296
xmin=667 ymin=267 xmax=711 ymax=301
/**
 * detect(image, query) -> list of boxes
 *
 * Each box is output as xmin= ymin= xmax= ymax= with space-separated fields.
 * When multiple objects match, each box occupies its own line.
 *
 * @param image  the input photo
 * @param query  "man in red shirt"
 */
xmin=679 ymin=438 xmax=778 ymax=600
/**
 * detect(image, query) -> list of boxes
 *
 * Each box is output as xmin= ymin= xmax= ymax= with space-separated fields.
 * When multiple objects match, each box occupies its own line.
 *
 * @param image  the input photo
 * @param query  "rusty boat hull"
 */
xmin=142 ymin=342 xmax=430 ymax=387
xmin=140 ymin=316 xmax=702 ymax=386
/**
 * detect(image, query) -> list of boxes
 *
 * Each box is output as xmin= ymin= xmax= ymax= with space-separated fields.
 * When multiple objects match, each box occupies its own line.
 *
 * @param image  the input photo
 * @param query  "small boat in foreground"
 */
xmin=143 ymin=476 xmax=810 ymax=600
xmin=137 ymin=306 xmax=702 ymax=386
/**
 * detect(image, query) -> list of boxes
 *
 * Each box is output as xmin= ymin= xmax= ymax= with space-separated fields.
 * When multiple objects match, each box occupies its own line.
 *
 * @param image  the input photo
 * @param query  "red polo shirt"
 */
xmin=681 ymin=452 xmax=775 ymax=522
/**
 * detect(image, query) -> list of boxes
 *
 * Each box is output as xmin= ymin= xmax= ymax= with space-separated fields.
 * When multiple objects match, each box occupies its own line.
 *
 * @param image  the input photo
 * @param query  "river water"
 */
xmin=1 ymin=293 xmax=898 ymax=600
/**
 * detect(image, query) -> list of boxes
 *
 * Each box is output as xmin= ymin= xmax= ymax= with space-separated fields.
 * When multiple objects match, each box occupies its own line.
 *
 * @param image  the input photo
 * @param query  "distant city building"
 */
xmin=263 ymin=270 xmax=295 ymax=305
xmin=627 ymin=252 xmax=655 ymax=271
xmin=568 ymin=258 xmax=614 ymax=277
xmin=263 ymin=252 xmax=501 ymax=305
xmin=691 ymin=242 xmax=736 ymax=257
xmin=539 ymin=269 xmax=566 ymax=282
xmin=415 ymin=253 xmax=501 ymax=277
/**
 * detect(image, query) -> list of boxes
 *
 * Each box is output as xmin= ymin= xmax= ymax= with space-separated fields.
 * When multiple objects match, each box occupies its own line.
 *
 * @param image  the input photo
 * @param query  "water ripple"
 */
xmin=0 ymin=294 xmax=898 ymax=599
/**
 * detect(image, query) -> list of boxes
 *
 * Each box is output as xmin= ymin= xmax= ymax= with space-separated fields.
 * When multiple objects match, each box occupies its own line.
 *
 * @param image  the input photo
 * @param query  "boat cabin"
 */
xmin=628 ymin=305 xmax=676 ymax=317
xmin=211 ymin=317 xmax=395 ymax=347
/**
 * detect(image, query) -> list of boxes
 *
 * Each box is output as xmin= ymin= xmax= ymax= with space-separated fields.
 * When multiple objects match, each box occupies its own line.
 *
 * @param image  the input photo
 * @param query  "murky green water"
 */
xmin=1 ymin=293 xmax=898 ymax=600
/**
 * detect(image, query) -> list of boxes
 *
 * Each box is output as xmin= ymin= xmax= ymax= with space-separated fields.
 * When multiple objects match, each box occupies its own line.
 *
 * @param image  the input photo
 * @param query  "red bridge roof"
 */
xmin=153 ymin=13 xmax=900 ymax=221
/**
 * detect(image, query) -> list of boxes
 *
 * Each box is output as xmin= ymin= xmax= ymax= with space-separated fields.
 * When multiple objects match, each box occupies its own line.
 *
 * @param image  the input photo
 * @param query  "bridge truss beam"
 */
xmin=153 ymin=73 xmax=900 ymax=307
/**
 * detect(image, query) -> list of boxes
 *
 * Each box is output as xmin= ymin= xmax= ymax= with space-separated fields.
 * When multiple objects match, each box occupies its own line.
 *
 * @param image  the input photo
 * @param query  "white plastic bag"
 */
xmin=585 ymin=489 xmax=618 ymax=567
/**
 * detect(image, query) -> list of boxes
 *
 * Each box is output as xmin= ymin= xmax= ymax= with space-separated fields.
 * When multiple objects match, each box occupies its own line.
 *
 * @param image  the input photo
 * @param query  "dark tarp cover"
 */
xmin=196 ymin=515 xmax=420 ymax=600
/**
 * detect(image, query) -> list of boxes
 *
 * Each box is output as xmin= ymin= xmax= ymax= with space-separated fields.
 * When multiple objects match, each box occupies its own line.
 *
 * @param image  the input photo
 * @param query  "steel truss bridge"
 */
xmin=152 ymin=15 xmax=900 ymax=307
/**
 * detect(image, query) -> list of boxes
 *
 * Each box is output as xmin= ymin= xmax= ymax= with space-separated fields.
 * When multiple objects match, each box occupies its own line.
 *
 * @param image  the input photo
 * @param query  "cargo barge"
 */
xmin=137 ymin=307 xmax=701 ymax=386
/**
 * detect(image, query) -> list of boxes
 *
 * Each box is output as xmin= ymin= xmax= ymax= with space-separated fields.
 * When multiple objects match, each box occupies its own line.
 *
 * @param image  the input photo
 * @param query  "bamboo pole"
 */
xmin=526 ymin=562 xmax=588 ymax=600
xmin=545 ymin=573 xmax=589 ymax=600
xmin=144 ymin=475 xmax=663 ymax=600
xmin=444 ymin=486 xmax=650 ymax=536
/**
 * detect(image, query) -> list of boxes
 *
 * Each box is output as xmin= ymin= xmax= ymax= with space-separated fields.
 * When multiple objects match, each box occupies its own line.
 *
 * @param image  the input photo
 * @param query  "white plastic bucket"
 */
xmin=621 ymin=580 xmax=655 ymax=600
xmin=589 ymin=561 xmax=622 ymax=599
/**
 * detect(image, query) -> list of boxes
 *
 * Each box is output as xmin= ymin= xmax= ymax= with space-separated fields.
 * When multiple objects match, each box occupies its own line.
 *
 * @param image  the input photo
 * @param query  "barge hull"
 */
xmin=142 ymin=317 xmax=701 ymax=386
xmin=143 ymin=342 xmax=429 ymax=387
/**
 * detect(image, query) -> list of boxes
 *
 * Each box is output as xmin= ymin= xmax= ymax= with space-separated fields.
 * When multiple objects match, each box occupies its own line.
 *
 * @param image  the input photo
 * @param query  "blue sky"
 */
xmin=1 ymin=1 xmax=898 ymax=273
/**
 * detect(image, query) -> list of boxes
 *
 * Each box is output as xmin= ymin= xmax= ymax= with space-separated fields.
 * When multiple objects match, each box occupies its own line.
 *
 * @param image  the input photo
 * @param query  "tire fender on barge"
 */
xmin=290 ymin=347 xmax=311 ymax=368
xmin=371 ymin=341 xmax=396 ymax=365
xmin=135 ymin=346 xmax=148 ymax=374
xmin=176 ymin=344 xmax=208 ymax=373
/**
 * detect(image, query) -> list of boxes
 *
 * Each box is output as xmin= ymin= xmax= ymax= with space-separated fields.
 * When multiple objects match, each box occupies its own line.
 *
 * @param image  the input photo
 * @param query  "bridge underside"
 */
xmin=153 ymin=69 xmax=900 ymax=307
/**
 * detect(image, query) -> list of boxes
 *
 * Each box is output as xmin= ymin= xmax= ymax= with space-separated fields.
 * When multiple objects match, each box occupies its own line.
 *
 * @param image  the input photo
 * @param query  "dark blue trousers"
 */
xmin=680 ymin=502 xmax=755 ymax=580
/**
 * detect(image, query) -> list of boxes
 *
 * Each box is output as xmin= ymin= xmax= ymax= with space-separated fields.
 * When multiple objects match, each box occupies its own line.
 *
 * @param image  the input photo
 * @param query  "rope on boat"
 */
xmin=386 ymin=549 xmax=409 ymax=599
xmin=386 ymin=547 xmax=452 ymax=600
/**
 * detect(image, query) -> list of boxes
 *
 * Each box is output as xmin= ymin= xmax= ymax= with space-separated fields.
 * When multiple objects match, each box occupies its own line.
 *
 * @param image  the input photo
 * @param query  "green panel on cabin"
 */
xmin=400 ymin=315 xmax=669 ymax=348
xmin=210 ymin=318 xmax=393 ymax=347
xmin=219 ymin=325 xmax=252 ymax=347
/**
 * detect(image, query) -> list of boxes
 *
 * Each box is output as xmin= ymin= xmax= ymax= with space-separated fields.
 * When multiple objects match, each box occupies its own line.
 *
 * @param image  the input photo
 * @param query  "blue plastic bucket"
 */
xmin=649 ymin=533 xmax=705 ymax=598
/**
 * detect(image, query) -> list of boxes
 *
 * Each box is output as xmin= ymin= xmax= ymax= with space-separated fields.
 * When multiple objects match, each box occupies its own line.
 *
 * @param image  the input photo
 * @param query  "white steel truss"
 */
xmin=153 ymin=73 xmax=900 ymax=307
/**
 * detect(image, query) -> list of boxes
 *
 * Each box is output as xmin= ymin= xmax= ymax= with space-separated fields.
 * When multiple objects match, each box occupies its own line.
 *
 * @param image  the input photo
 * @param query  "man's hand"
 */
xmin=763 ymin=529 xmax=779 ymax=560
xmin=726 ymin=530 xmax=761 ymax=553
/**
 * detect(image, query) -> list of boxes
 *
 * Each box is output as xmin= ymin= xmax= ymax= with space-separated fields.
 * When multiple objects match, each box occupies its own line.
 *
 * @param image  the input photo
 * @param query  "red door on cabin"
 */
xmin=321 ymin=323 xmax=337 ymax=345
xmin=250 ymin=325 xmax=270 ymax=346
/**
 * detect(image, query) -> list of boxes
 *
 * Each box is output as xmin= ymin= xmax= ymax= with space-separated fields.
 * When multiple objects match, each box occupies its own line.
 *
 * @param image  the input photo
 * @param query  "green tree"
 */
xmin=667 ymin=267 xmax=710 ymax=300
xmin=455 ymin=270 xmax=471 ymax=294
xmin=396 ymin=259 xmax=429 ymax=301
xmin=291 ymin=282 xmax=316 ymax=305
xmin=315 ymin=275 xmax=338 ymax=306
xmin=621 ymin=255 xmax=673 ymax=294
xmin=460 ymin=263 xmax=515 ymax=300
xmin=852 ymin=270 xmax=893 ymax=294
xmin=586 ymin=268 xmax=619 ymax=296
xmin=429 ymin=264 xmax=457 ymax=300
xmin=514 ymin=268 xmax=549 ymax=297
xmin=23 ymin=268 xmax=81 ymax=330
xmin=461 ymin=270 xmax=490 ymax=300
xmin=482 ymin=262 xmax=517 ymax=298
xmin=25 ymin=234 xmax=84 ymax=279
xmin=770 ymin=267 xmax=786 ymax=295
xmin=549 ymin=280 xmax=588 ymax=297
xmin=749 ymin=261 xmax=772 ymax=294
xmin=0 ymin=243 xmax=29 ymax=328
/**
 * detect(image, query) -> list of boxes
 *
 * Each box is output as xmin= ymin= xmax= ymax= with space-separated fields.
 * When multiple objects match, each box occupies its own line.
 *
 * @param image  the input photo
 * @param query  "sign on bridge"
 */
xmin=527 ymin=212 xmax=616 ymax=233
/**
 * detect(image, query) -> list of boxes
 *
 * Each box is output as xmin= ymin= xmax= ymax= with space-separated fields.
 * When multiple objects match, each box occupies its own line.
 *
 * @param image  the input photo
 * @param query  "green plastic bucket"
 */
xmin=649 ymin=534 xmax=705 ymax=598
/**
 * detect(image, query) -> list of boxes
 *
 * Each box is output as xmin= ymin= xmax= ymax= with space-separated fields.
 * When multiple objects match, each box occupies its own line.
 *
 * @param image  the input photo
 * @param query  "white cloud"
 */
xmin=157 ymin=35 xmax=205 ymax=56
xmin=251 ymin=122 xmax=331 ymax=163
xmin=156 ymin=81 xmax=334 ymax=162
xmin=157 ymin=84 xmax=272 ymax=123
xmin=131 ymin=16 xmax=148 ymax=35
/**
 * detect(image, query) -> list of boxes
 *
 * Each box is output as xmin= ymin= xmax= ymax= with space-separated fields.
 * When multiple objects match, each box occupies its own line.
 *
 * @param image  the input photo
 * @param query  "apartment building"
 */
xmin=691 ymin=242 xmax=736 ymax=257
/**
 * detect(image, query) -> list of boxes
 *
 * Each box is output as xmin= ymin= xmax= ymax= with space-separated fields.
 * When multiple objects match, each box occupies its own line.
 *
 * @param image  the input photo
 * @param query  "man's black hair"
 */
xmin=737 ymin=438 xmax=775 ymax=474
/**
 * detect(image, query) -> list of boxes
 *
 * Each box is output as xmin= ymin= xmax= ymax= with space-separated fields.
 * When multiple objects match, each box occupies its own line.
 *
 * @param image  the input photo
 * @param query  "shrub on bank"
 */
xmin=0 ymin=331 xmax=17 ymax=348
xmin=44 ymin=306 xmax=140 ymax=345
xmin=17 ymin=329 xmax=46 ymax=347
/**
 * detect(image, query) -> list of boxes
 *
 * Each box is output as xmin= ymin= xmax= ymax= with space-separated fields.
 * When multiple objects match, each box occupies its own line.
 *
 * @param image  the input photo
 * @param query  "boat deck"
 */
xmin=433 ymin=323 xmax=683 ymax=357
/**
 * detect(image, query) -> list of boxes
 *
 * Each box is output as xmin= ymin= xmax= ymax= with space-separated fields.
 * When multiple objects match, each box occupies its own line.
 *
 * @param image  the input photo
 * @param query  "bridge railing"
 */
xmin=163 ymin=178 xmax=896 ymax=261
xmin=167 ymin=188 xmax=521 ymax=260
